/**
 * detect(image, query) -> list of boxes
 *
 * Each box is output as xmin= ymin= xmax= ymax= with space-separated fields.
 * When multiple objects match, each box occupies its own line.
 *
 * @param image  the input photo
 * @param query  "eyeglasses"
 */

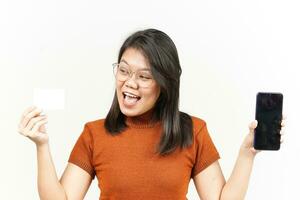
xmin=112 ymin=63 xmax=154 ymax=88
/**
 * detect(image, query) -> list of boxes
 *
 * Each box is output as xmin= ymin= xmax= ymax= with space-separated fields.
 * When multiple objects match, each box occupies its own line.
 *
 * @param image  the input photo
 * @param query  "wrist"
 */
xmin=36 ymin=142 xmax=49 ymax=151
xmin=239 ymin=148 xmax=256 ymax=160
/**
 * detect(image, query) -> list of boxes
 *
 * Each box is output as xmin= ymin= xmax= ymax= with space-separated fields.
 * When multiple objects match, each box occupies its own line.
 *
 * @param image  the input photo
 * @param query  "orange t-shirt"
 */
xmin=68 ymin=115 xmax=220 ymax=200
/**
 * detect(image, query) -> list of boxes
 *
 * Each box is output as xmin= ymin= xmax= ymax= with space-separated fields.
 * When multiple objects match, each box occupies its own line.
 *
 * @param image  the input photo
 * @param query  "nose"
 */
xmin=125 ymin=73 xmax=138 ymax=89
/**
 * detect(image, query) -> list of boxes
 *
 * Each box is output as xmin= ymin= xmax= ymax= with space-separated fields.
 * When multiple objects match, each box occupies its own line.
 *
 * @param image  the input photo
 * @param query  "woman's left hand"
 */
xmin=239 ymin=115 xmax=286 ymax=158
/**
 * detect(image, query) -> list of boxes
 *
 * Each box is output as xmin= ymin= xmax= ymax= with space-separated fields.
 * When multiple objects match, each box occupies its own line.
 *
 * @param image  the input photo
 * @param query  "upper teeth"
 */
xmin=124 ymin=92 xmax=139 ymax=98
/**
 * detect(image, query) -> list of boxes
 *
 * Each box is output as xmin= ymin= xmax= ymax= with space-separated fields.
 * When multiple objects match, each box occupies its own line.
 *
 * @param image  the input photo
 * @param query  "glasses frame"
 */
xmin=112 ymin=62 xmax=154 ymax=88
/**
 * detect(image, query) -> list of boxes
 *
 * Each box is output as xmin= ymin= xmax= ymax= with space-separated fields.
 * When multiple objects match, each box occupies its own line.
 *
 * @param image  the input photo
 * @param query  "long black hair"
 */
xmin=104 ymin=28 xmax=193 ymax=156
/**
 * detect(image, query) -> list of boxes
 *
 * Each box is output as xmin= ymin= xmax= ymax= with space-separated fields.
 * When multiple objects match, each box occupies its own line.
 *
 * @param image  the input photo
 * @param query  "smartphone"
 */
xmin=254 ymin=92 xmax=283 ymax=150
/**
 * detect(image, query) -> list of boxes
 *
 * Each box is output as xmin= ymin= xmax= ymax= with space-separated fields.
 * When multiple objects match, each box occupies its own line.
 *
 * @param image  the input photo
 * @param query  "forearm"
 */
xmin=220 ymin=151 xmax=254 ymax=200
xmin=36 ymin=144 xmax=67 ymax=200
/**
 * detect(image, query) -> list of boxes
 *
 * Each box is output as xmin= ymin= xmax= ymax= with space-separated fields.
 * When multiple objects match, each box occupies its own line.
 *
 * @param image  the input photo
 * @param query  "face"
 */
xmin=116 ymin=48 xmax=161 ymax=117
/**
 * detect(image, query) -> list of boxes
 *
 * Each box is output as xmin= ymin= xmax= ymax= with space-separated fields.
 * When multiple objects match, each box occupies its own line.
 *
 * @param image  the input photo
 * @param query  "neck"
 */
xmin=125 ymin=108 xmax=160 ymax=128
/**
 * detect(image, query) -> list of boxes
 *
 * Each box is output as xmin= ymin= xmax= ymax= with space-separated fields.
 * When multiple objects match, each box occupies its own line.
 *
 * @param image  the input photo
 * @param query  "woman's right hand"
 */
xmin=18 ymin=106 xmax=49 ymax=146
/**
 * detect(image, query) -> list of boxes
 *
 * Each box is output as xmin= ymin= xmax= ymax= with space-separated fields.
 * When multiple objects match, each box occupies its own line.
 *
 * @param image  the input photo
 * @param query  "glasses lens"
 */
xmin=112 ymin=63 xmax=154 ymax=88
xmin=117 ymin=65 xmax=130 ymax=81
xmin=136 ymin=71 xmax=153 ymax=87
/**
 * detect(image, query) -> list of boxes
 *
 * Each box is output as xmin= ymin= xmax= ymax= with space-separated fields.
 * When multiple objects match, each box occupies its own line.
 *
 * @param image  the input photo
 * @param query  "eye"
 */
xmin=119 ymin=66 xmax=129 ymax=74
xmin=139 ymin=74 xmax=152 ymax=80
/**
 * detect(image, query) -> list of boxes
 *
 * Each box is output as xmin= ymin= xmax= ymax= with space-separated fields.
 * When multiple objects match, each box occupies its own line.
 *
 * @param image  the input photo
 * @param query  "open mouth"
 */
xmin=122 ymin=92 xmax=141 ymax=106
xmin=123 ymin=92 xmax=141 ymax=100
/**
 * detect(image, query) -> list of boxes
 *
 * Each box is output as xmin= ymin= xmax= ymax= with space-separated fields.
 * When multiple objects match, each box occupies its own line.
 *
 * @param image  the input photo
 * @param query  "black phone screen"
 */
xmin=254 ymin=92 xmax=283 ymax=150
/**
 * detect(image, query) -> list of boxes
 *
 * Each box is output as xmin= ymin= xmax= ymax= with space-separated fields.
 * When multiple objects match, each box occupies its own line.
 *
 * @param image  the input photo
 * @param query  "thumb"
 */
xmin=249 ymin=120 xmax=258 ymax=134
xmin=40 ymin=124 xmax=47 ymax=133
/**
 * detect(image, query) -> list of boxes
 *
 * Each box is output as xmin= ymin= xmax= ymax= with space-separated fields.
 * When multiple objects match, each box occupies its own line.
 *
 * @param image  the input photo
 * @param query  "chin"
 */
xmin=120 ymin=106 xmax=142 ymax=117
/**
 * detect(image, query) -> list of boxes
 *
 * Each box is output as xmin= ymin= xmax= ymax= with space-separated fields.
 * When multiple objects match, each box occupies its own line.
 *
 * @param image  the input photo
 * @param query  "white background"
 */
xmin=1 ymin=0 xmax=299 ymax=199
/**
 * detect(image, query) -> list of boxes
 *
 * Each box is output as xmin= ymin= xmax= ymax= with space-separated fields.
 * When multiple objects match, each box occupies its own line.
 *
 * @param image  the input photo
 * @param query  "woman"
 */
xmin=18 ymin=29 xmax=285 ymax=200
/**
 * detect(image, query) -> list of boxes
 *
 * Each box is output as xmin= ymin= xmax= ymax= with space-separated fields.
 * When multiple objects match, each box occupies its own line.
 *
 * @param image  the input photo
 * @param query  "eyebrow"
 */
xmin=120 ymin=59 xmax=151 ymax=71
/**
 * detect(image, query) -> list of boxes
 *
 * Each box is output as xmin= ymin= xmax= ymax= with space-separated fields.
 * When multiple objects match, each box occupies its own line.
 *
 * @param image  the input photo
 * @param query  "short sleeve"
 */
xmin=191 ymin=122 xmax=220 ymax=178
xmin=68 ymin=123 xmax=96 ymax=179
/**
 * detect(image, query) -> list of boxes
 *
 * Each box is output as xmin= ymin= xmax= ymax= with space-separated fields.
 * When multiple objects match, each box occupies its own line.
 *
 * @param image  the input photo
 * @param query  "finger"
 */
xmin=250 ymin=147 xmax=261 ymax=154
xmin=21 ymin=107 xmax=43 ymax=129
xmin=26 ymin=119 xmax=48 ymax=138
xmin=281 ymin=120 xmax=286 ymax=127
xmin=249 ymin=120 xmax=258 ymax=133
xmin=24 ymin=115 xmax=47 ymax=132
xmin=21 ymin=106 xmax=36 ymax=120
xmin=19 ymin=106 xmax=36 ymax=129
xmin=280 ymin=137 xmax=284 ymax=143
xmin=18 ymin=111 xmax=41 ymax=136
xmin=18 ymin=125 xmax=28 ymax=136
xmin=31 ymin=119 xmax=48 ymax=133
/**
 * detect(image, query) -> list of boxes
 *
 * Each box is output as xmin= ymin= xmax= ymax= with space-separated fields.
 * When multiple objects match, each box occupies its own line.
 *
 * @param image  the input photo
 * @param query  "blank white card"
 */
xmin=33 ymin=88 xmax=65 ymax=111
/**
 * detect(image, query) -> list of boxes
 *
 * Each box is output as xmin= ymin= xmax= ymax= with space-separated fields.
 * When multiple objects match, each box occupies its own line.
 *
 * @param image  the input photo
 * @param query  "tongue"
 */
xmin=124 ymin=95 xmax=139 ymax=106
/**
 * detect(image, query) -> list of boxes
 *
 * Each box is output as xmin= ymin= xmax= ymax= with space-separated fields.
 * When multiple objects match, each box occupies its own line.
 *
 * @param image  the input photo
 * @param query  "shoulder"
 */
xmin=81 ymin=118 xmax=107 ymax=137
xmin=189 ymin=115 xmax=207 ymax=130
xmin=84 ymin=118 xmax=106 ymax=129
xmin=191 ymin=116 xmax=209 ymax=140
xmin=179 ymin=112 xmax=207 ymax=132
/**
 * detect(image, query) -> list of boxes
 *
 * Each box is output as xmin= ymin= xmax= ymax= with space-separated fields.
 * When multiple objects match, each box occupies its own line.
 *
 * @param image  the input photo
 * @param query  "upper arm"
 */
xmin=60 ymin=163 xmax=93 ymax=200
xmin=193 ymin=161 xmax=226 ymax=200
